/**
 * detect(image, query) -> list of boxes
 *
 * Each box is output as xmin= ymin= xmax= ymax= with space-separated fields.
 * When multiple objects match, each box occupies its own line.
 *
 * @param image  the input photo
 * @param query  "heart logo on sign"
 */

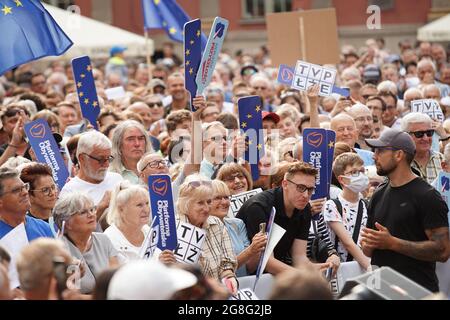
xmin=307 ymin=132 xmax=323 ymax=148
xmin=30 ymin=123 xmax=46 ymax=139
xmin=152 ymin=178 xmax=168 ymax=197
xmin=441 ymin=176 xmax=450 ymax=191
xmin=281 ymin=67 xmax=294 ymax=82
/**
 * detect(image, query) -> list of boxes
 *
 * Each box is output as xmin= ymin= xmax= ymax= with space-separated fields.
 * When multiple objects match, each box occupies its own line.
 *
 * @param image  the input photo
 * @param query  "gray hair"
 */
xmin=107 ymin=181 xmax=149 ymax=227
xmin=0 ymin=156 xmax=31 ymax=172
xmin=377 ymin=80 xmax=397 ymax=95
xmin=110 ymin=120 xmax=153 ymax=173
xmin=400 ymin=112 xmax=432 ymax=132
xmin=52 ymin=192 xmax=94 ymax=230
xmin=417 ymin=59 xmax=436 ymax=72
xmin=0 ymin=168 xmax=19 ymax=196
xmin=76 ymin=130 xmax=112 ymax=159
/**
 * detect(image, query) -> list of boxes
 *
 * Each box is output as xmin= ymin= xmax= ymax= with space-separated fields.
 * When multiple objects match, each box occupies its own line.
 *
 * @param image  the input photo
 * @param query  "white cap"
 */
xmin=107 ymin=260 xmax=197 ymax=300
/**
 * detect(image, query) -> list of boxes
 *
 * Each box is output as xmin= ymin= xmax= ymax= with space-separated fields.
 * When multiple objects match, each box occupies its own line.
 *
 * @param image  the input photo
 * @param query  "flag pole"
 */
xmin=145 ymin=29 xmax=152 ymax=83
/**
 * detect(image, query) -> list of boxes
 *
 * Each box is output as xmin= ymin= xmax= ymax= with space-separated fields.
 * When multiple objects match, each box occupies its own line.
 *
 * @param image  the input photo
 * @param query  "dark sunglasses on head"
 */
xmin=408 ymin=130 xmax=434 ymax=139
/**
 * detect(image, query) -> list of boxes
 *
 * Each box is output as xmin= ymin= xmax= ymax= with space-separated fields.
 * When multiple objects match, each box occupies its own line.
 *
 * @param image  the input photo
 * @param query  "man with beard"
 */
xmin=164 ymin=72 xmax=190 ymax=116
xmin=361 ymin=129 xmax=450 ymax=292
xmin=59 ymin=131 xmax=122 ymax=223
xmin=350 ymin=103 xmax=374 ymax=151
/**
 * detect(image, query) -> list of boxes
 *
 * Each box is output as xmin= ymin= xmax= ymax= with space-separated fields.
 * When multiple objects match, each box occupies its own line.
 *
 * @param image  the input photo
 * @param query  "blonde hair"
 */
xmin=107 ymin=181 xmax=149 ymax=227
xmin=276 ymin=103 xmax=301 ymax=123
xmin=176 ymin=174 xmax=212 ymax=216
xmin=212 ymin=180 xmax=231 ymax=197
xmin=216 ymin=163 xmax=253 ymax=190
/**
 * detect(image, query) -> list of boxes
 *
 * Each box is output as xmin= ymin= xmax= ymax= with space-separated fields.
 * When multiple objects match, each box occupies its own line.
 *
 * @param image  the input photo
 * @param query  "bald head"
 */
xmin=349 ymin=104 xmax=373 ymax=139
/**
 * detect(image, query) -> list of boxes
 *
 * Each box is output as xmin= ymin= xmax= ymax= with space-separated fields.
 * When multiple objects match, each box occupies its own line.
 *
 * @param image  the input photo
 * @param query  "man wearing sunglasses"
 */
xmin=401 ymin=112 xmax=444 ymax=184
xmin=362 ymin=128 xmax=449 ymax=292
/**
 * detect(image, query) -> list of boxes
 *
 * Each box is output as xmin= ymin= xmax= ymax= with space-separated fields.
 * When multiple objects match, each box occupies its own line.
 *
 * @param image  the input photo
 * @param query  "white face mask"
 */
xmin=343 ymin=172 xmax=370 ymax=193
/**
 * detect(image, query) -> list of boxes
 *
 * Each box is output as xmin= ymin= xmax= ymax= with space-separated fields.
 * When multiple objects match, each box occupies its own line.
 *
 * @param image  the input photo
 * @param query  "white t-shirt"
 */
xmin=104 ymin=224 xmax=150 ymax=264
xmin=59 ymin=172 xmax=123 ymax=205
xmin=322 ymin=193 xmax=368 ymax=262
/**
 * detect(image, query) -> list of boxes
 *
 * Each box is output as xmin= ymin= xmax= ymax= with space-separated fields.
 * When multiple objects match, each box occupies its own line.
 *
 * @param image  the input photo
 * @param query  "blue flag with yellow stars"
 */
xmin=184 ymin=19 xmax=202 ymax=111
xmin=72 ymin=56 xmax=100 ymax=130
xmin=238 ymin=96 xmax=265 ymax=181
xmin=142 ymin=0 xmax=206 ymax=45
xmin=0 ymin=0 xmax=73 ymax=75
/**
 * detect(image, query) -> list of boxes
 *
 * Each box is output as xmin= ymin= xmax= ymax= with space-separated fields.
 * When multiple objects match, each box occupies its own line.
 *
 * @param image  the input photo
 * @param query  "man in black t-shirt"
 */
xmin=237 ymin=162 xmax=339 ymax=275
xmin=362 ymin=129 xmax=450 ymax=292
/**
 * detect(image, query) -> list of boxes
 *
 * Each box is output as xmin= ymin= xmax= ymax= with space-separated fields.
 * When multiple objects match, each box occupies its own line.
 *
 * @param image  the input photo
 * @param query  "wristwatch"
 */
xmin=327 ymin=249 xmax=338 ymax=257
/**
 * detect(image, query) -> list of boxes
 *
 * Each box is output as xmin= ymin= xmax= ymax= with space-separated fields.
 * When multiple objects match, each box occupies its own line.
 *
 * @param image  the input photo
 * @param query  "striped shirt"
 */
xmin=177 ymin=214 xmax=237 ymax=281
xmin=411 ymin=150 xmax=444 ymax=185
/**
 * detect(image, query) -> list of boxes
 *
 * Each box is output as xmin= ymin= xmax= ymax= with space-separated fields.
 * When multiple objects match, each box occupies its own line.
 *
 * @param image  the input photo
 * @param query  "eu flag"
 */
xmin=72 ymin=56 xmax=100 ymax=130
xmin=184 ymin=19 xmax=202 ymax=111
xmin=0 ymin=0 xmax=73 ymax=75
xmin=238 ymin=96 xmax=266 ymax=181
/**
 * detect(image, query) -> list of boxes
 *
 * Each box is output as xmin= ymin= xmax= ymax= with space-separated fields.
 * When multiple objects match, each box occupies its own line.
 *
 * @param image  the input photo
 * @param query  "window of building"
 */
xmin=368 ymin=0 xmax=395 ymax=11
xmin=242 ymin=0 xmax=292 ymax=20
xmin=42 ymin=0 xmax=75 ymax=10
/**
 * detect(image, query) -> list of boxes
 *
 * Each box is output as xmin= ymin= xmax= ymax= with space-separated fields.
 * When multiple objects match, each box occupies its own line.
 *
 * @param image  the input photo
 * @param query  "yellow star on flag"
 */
xmin=2 ymin=5 xmax=12 ymax=15
xmin=241 ymin=122 xmax=247 ymax=128
xmin=185 ymin=49 xmax=190 ymax=56
xmin=196 ymin=30 xmax=201 ymax=37
xmin=257 ymin=144 xmax=263 ymax=150
xmin=77 ymin=82 xmax=82 ymax=88
xmin=247 ymin=114 xmax=252 ymax=119
xmin=248 ymin=140 xmax=253 ymax=145
xmin=169 ymin=27 xmax=176 ymax=34
xmin=84 ymin=98 xmax=89 ymax=104
xmin=186 ymin=60 xmax=190 ymax=66
xmin=189 ymin=68 xmax=194 ymax=75
xmin=190 ymin=40 xmax=194 ymax=45
xmin=328 ymin=141 xmax=334 ymax=148
xmin=14 ymin=0 xmax=22 ymax=7
xmin=154 ymin=0 xmax=160 ymax=5
xmin=255 ymin=105 xmax=261 ymax=112
xmin=79 ymin=92 xmax=84 ymax=98
xmin=93 ymin=101 xmax=98 ymax=107
xmin=87 ymin=65 xmax=92 ymax=72
xmin=80 ymin=74 xmax=85 ymax=78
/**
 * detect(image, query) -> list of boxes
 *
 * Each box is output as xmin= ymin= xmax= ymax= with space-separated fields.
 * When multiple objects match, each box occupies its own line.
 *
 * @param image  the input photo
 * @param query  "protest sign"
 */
xmin=148 ymin=175 xmax=178 ymax=251
xmin=174 ymin=221 xmax=206 ymax=265
xmin=230 ymin=288 xmax=259 ymax=300
xmin=184 ymin=19 xmax=203 ymax=111
xmin=0 ymin=223 xmax=28 ymax=289
xmin=72 ymin=55 xmax=101 ymax=129
xmin=410 ymin=99 xmax=444 ymax=122
xmin=267 ymin=8 xmax=339 ymax=67
xmin=105 ymin=86 xmax=126 ymax=101
xmin=228 ymin=188 xmax=263 ymax=217
xmin=24 ymin=119 xmax=69 ymax=190
xmin=195 ymin=16 xmax=229 ymax=95
xmin=437 ymin=172 xmax=450 ymax=226
xmin=139 ymin=217 xmax=159 ymax=259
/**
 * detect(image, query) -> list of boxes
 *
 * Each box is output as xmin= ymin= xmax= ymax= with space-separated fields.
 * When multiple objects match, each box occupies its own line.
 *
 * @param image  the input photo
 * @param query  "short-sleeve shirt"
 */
xmin=236 ymin=187 xmax=311 ymax=266
xmin=367 ymin=178 xmax=449 ymax=292
xmin=63 ymin=232 xmax=118 ymax=294
xmin=0 ymin=215 xmax=54 ymax=241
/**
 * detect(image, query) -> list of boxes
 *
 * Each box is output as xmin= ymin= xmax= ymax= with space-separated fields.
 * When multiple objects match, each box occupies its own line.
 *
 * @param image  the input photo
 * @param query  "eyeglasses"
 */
xmin=222 ymin=173 xmax=246 ymax=183
xmin=188 ymin=181 xmax=212 ymax=189
xmin=148 ymin=102 xmax=163 ymax=109
xmin=408 ymin=130 xmax=434 ymax=139
xmin=30 ymin=184 xmax=58 ymax=196
xmin=286 ymin=179 xmax=315 ymax=195
xmin=343 ymin=168 xmax=366 ymax=177
xmin=1 ymin=183 xmax=30 ymax=196
xmin=142 ymin=159 xmax=169 ymax=171
xmin=77 ymin=206 xmax=97 ymax=217
xmin=213 ymin=195 xmax=230 ymax=201
xmin=83 ymin=153 xmax=114 ymax=165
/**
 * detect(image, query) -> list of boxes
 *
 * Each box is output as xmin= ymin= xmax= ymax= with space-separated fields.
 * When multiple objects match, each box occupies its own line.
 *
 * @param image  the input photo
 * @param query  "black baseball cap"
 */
xmin=365 ymin=128 xmax=416 ymax=155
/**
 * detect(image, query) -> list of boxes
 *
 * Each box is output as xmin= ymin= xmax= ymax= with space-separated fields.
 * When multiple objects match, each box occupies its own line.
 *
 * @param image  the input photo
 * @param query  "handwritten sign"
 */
xmin=174 ymin=221 xmax=206 ymax=265
xmin=410 ymin=99 xmax=444 ymax=122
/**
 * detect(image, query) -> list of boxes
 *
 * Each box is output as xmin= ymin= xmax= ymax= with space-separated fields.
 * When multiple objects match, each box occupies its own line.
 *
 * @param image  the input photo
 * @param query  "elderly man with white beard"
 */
xmin=59 ymin=130 xmax=123 ymax=224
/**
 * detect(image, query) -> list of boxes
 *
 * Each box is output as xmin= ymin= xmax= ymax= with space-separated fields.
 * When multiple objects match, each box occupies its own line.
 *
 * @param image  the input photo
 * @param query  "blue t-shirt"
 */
xmin=0 ymin=215 xmax=54 ymax=241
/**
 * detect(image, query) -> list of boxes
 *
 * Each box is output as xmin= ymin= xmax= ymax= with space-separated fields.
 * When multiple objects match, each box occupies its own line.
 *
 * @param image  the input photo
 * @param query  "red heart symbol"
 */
xmin=307 ymin=132 xmax=323 ymax=148
xmin=30 ymin=123 xmax=46 ymax=139
xmin=152 ymin=178 xmax=168 ymax=197
xmin=281 ymin=67 xmax=294 ymax=82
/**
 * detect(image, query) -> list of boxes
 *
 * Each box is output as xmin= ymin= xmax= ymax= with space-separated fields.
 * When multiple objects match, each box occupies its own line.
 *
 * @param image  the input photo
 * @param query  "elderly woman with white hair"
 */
xmin=52 ymin=192 xmax=119 ymax=294
xmin=176 ymin=174 xmax=238 ymax=294
xmin=401 ymin=112 xmax=444 ymax=184
xmin=104 ymin=181 xmax=176 ymax=265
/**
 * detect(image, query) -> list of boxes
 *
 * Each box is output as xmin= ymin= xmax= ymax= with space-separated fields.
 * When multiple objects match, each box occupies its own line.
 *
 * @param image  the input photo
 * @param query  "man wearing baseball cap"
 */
xmin=360 ymin=128 xmax=449 ymax=292
xmin=262 ymin=111 xmax=280 ymax=135
xmin=105 ymin=45 xmax=128 ymax=84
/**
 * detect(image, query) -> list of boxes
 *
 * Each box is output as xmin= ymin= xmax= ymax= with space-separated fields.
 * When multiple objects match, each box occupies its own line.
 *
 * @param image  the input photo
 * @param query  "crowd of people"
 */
xmin=0 ymin=37 xmax=449 ymax=300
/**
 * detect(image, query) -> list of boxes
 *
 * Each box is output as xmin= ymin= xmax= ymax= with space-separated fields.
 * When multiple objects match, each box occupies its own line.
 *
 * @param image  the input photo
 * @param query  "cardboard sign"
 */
xmin=292 ymin=61 xmax=336 ymax=96
xmin=229 ymin=188 xmax=263 ymax=217
xmin=266 ymin=8 xmax=339 ymax=67
xmin=195 ymin=16 xmax=229 ymax=95
xmin=148 ymin=175 xmax=178 ymax=251
xmin=410 ymin=99 xmax=444 ymax=122
xmin=230 ymin=288 xmax=259 ymax=300
xmin=437 ymin=172 xmax=450 ymax=226
xmin=184 ymin=19 xmax=203 ymax=111
xmin=238 ymin=96 xmax=265 ymax=180
xmin=24 ymin=119 xmax=69 ymax=190
xmin=174 ymin=221 xmax=206 ymax=265
xmin=0 ymin=223 xmax=28 ymax=289
xmin=72 ymin=56 xmax=100 ymax=129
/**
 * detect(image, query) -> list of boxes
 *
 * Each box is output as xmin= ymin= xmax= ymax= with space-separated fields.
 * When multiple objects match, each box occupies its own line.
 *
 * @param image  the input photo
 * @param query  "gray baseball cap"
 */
xmin=365 ymin=128 xmax=416 ymax=155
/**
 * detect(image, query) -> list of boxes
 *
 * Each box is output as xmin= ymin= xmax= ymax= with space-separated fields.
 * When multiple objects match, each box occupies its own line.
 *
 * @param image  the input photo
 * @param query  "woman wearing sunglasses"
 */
xmin=176 ymin=174 xmax=238 ymax=295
